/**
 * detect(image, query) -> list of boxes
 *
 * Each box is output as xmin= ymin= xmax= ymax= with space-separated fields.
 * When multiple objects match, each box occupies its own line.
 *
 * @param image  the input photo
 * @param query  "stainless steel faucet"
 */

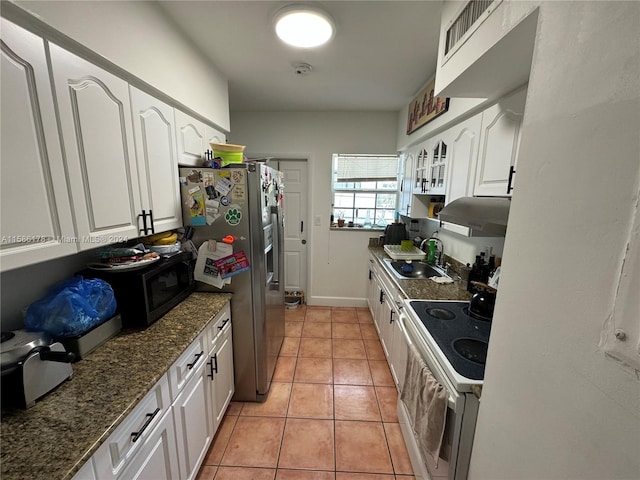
xmin=420 ymin=235 xmax=445 ymax=267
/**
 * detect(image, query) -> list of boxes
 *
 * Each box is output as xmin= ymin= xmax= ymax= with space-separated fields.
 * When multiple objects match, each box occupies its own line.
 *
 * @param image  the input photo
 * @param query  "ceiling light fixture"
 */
xmin=274 ymin=5 xmax=335 ymax=48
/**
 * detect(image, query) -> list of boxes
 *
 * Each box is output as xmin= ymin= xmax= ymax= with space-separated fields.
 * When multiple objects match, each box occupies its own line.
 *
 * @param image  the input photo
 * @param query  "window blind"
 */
xmin=335 ymin=155 xmax=399 ymax=182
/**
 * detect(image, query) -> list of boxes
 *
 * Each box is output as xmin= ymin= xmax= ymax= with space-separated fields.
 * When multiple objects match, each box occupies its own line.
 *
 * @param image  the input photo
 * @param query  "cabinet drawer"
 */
xmin=205 ymin=302 xmax=231 ymax=354
xmin=93 ymin=373 xmax=171 ymax=478
xmin=168 ymin=332 xmax=207 ymax=400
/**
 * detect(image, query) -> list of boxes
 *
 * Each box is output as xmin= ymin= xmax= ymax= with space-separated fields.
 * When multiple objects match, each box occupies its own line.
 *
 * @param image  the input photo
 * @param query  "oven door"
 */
xmin=397 ymin=312 xmax=468 ymax=480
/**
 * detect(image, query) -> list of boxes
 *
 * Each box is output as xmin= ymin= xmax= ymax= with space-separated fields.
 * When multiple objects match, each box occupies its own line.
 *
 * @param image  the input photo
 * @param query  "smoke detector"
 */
xmin=293 ymin=62 xmax=313 ymax=76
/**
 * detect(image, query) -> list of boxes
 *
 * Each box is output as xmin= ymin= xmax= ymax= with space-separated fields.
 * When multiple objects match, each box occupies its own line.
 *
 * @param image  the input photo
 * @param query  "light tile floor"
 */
xmin=196 ymin=305 xmax=416 ymax=480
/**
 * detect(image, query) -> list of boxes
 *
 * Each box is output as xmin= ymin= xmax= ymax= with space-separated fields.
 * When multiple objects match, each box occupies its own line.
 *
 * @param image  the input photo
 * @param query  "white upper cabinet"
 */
xmin=205 ymin=125 xmax=227 ymax=147
xmin=50 ymin=43 xmax=143 ymax=248
xmin=447 ymin=112 xmax=483 ymax=203
xmin=175 ymin=110 xmax=207 ymax=166
xmin=0 ymin=19 xmax=77 ymax=271
xmin=474 ymin=86 xmax=527 ymax=197
xmin=130 ymin=87 xmax=183 ymax=234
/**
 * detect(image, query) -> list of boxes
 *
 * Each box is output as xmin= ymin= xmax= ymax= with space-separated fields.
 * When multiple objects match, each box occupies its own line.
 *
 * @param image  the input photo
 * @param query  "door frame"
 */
xmin=260 ymin=154 xmax=311 ymax=303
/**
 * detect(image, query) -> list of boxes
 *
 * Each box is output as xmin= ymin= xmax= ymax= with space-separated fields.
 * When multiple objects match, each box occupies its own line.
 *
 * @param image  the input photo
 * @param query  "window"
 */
xmin=332 ymin=154 xmax=399 ymax=227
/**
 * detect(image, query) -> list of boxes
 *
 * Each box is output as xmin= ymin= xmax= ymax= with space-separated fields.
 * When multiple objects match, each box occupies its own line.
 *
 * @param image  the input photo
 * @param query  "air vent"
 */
xmin=445 ymin=0 xmax=496 ymax=56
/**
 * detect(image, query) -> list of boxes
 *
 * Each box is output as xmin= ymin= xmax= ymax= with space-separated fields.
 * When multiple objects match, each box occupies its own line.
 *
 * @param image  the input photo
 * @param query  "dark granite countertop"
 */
xmin=368 ymin=246 xmax=471 ymax=301
xmin=0 ymin=292 xmax=232 ymax=480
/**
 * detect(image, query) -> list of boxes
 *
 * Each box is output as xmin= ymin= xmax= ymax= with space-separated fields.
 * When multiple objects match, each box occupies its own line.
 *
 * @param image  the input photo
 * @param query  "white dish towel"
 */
xmin=400 ymin=341 xmax=449 ymax=465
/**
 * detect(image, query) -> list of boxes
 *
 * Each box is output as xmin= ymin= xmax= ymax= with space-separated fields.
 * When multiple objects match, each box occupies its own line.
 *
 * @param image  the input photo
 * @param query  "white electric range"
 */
xmin=397 ymin=299 xmax=492 ymax=480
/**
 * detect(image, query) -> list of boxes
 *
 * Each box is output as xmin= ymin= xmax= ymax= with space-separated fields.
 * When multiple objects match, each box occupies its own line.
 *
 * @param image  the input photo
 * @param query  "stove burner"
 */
xmin=426 ymin=307 xmax=456 ymax=320
xmin=462 ymin=306 xmax=492 ymax=322
xmin=453 ymin=338 xmax=488 ymax=365
xmin=1 ymin=331 xmax=15 ymax=343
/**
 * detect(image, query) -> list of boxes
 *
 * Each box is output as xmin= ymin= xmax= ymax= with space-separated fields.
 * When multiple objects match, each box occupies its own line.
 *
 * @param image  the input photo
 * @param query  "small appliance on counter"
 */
xmin=81 ymin=251 xmax=195 ymax=328
xmin=1 ymin=330 xmax=76 ymax=408
xmin=383 ymin=222 xmax=408 ymax=245
xmin=55 ymin=314 xmax=122 ymax=360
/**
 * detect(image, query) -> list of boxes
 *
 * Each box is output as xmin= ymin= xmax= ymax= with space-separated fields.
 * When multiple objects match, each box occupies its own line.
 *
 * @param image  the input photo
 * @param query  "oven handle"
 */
xmin=397 ymin=312 xmax=459 ymax=411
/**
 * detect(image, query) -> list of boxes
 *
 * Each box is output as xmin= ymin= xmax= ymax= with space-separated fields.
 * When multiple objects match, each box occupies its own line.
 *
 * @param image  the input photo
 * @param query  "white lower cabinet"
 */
xmin=210 ymin=320 xmax=234 ymax=430
xmin=75 ymin=301 xmax=233 ymax=480
xmin=390 ymin=313 xmax=409 ymax=392
xmin=173 ymin=357 xmax=213 ymax=480
xmin=367 ymin=255 xmax=410 ymax=393
xmin=117 ymin=408 xmax=180 ymax=480
xmin=91 ymin=374 xmax=173 ymax=479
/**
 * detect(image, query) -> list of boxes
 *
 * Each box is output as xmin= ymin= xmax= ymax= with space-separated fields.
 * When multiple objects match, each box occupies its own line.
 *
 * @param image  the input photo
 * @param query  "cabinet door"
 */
xmin=474 ymin=87 xmax=527 ymax=197
xmin=50 ymin=43 xmax=142 ymax=248
xmin=210 ymin=322 xmax=234 ymax=430
xmin=205 ymin=124 xmax=227 ymax=146
xmin=0 ymin=20 xmax=77 ymax=271
xmin=390 ymin=314 xmax=409 ymax=392
xmin=117 ymin=409 xmax=180 ymax=480
xmin=130 ymin=87 xmax=182 ymax=234
xmin=172 ymin=361 xmax=213 ymax=480
xmin=175 ymin=110 xmax=206 ymax=166
xmin=412 ymin=145 xmax=429 ymax=194
xmin=72 ymin=458 xmax=97 ymax=480
xmin=398 ymin=151 xmax=414 ymax=217
xmin=447 ymin=112 xmax=483 ymax=203
xmin=378 ymin=291 xmax=394 ymax=360
xmin=366 ymin=258 xmax=378 ymax=315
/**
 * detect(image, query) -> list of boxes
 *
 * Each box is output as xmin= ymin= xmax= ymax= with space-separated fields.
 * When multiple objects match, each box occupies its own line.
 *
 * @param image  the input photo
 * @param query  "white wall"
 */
xmin=10 ymin=0 xmax=229 ymax=131
xmin=229 ymin=111 xmax=398 ymax=306
xmin=469 ymin=2 xmax=640 ymax=479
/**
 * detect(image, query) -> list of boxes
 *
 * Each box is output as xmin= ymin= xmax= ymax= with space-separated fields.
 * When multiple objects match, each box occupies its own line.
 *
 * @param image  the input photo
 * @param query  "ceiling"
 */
xmin=157 ymin=1 xmax=443 ymax=113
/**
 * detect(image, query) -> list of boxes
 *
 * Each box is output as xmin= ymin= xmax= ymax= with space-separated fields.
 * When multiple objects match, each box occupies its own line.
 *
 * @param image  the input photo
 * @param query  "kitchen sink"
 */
xmin=382 ymin=258 xmax=447 ymax=279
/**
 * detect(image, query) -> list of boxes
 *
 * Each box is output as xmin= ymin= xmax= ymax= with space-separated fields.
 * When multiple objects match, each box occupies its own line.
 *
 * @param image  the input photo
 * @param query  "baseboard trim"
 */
xmin=306 ymin=296 xmax=368 ymax=308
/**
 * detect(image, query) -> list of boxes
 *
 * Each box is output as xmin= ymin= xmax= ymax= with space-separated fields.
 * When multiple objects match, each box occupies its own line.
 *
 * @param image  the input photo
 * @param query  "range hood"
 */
xmin=437 ymin=197 xmax=511 ymax=237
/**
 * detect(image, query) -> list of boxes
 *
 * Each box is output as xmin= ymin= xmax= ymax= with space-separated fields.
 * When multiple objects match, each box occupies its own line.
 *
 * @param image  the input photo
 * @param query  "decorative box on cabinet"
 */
xmin=130 ymin=87 xmax=183 ymax=234
xmin=0 ymin=19 xmax=77 ymax=271
xmin=474 ymin=86 xmax=527 ymax=197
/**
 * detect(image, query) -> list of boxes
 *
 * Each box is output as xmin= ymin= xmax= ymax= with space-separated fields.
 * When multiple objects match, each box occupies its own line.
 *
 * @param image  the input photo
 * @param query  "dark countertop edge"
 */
xmin=1 ymin=292 xmax=232 ymax=480
xmin=368 ymin=246 xmax=471 ymax=302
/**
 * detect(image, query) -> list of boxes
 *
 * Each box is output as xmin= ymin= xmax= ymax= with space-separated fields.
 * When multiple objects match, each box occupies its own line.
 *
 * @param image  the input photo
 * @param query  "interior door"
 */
xmin=276 ymin=160 xmax=308 ymax=297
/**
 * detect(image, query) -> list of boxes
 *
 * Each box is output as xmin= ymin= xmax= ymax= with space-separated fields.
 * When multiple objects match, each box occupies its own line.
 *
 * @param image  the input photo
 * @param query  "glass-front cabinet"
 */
xmin=413 ymin=146 xmax=429 ymax=194
xmin=428 ymin=139 xmax=448 ymax=195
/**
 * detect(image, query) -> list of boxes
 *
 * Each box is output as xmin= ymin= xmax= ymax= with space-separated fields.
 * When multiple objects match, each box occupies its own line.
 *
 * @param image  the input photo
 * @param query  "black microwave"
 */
xmin=82 ymin=251 xmax=195 ymax=328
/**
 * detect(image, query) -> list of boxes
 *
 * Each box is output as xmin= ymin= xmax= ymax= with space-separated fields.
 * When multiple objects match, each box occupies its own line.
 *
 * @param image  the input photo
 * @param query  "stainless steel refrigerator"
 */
xmin=179 ymin=163 xmax=285 ymax=402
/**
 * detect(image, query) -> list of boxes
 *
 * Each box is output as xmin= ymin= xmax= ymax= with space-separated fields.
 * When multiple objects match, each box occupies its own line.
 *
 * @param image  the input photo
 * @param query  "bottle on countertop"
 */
xmin=427 ymin=240 xmax=437 ymax=266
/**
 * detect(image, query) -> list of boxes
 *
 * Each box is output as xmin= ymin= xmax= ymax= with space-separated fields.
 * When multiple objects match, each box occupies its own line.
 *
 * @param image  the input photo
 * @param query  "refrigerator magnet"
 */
xmin=231 ymin=184 xmax=246 ymax=200
xmin=215 ymin=177 xmax=233 ymax=196
xmin=231 ymin=169 xmax=245 ymax=184
xmin=224 ymin=208 xmax=242 ymax=226
xmin=219 ymin=196 xmax=230 ymax=207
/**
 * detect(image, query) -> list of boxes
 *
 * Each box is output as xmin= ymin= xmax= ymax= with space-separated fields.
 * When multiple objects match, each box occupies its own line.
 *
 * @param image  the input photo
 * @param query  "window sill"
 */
xmin=330 ymin=224 xmax=386 ymax=231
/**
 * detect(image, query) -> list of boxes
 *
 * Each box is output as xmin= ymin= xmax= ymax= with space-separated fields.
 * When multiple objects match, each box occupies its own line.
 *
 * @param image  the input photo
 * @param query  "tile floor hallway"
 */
xmin=195 ymin=305 xmax=416 ymax=480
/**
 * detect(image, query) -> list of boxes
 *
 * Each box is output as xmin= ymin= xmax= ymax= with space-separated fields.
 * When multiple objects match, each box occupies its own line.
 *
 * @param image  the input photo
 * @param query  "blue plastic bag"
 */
xmin=24 ymin=276 xmax=117 ymax=337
